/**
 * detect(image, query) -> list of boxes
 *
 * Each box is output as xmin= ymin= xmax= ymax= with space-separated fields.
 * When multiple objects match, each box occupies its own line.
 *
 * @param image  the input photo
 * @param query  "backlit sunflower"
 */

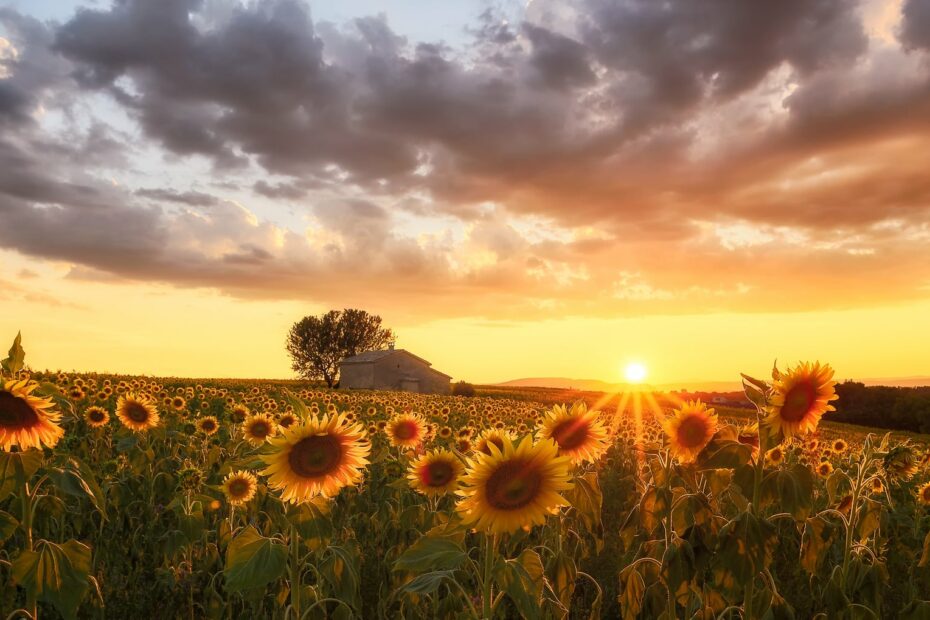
xmin=230 ymin=404 xmax=250 ymax=423
xmin=456 ymin=436 xmax=573 ymax=535
xmin=474 ymin=428 xmax=514 ymax=456
xmin=222 ymin=470 xmax=258 ymax=505
xmin=919 ymin=482 xmax=930 ymax=506
xmin=197 ymin=416 xmax=219 ymax=435
xmin=277 ymin=412 xmax=298 ymax=429
xmin=0 ymin=379 xmax=64 ymax=451
xmin=662 ymin=400 xmax=718 ymax=463
xmin=766 ymin=446 xmax=785 ymax=465
xmin=832 ymin=439 xmax=848 ymax=454
xmin=385 ymin=413 xmax=426 ymax=449
xmin=242 ymin=413 xmax=277 ymax=446
xmin=537 ymin=402 xmax=609 ymax=464
xmin=737 ymin=422 xmax=760 ymax=459
xmin=884 ymin=445 xmax=919 ymax=482
xmin=765 ymin=362 xmax=837 ymax=438
xmin=261 ymin=413 xmax=371 ymax=503
xmin=116 ymin=392 xmax=160 ymax=432
xmin=817 ymin=461 xmax=834 ymax=478
xmin=84 ymin=405 xmax=110 ymax=428
xmin=407 ymin=449 xmax=464 ymax=497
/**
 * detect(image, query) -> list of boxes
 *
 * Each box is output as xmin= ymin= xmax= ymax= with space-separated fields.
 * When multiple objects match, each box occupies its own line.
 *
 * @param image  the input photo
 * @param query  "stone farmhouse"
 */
xmin=338 ymin=345 xmax=451 ymax=394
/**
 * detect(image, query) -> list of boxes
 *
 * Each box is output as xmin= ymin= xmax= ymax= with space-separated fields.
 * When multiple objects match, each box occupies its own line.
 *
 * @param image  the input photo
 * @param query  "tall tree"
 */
xmin=285 ymin=309 xmax=394 ymax=387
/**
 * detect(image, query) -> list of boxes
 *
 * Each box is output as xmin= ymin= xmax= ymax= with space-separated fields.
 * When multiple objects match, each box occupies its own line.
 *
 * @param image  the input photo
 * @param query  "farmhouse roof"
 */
xmin=340 ymin=349 xmax=452 ymax=379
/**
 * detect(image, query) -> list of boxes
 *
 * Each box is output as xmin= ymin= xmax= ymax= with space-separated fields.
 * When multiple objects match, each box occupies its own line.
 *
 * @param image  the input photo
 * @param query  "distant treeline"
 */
xmin=830 ymin=381 xmax=930 ymax=433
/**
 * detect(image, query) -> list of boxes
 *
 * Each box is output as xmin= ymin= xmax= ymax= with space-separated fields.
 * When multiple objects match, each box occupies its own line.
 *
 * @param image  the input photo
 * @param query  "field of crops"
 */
xmin=4 ymin=335 xmax=930 ymax=619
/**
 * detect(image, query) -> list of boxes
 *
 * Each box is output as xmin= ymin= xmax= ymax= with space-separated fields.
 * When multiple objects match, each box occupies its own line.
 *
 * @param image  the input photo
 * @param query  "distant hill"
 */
xmin=497 ymin=375 xmax=930 ymax=392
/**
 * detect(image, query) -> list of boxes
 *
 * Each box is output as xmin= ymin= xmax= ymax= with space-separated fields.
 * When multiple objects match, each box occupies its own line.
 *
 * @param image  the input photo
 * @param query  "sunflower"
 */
xmin=116 ymin=392 xmax=160 ymax=432
xmin=832 ymin=439 xmax=848 ymax=454
xmin=538 ymin=402 xmax=609 ymax=464
xmin=277 ymin=412 xmax=298 ymax=429
xmin=736 ymin=422 xmax=760 ymax=459
xmin=766 ymin=446 xmax=785 ymax=465
xmin=0 ymin=379 xmax=64 ymax=451
xmin=261 ymin=414 xmax=371 ymax=503
xmin=765 ymin=362 xmax=837 ymax=438
xmin=884 ymin=446 xmax=918 ymax=482
xmin=85 ymin=406 xmax=110 ymax=428
xmin=871 ymin=478 xmax=884 ymax=494
xmin=385 ymin=413 xmax=426 ymax=449
xmin=474 ymin=428 xmax=514 ymax=456
xmin=662 ymin=401 xmax=718 ymax=463
xmin=242 ymin=413 xmax=277 ymax=446
xmin=222 ymin=470 xmax=258 ymax=505
xmin=230 ymin=404 xmax=250 ymax=423
xmin=408 ymin=449 xmax=464 ymax=497
xmin=919 ymin=482 xmax=930 ymax=506
xmin=456 ymin=436 xmax=572 ymax=535
xmin=817 ymin=461 xmax=834 ymax=478
xmin=197 ymin=416 xmax=219 ymax=436
xmin=170 ymin=396 xmax=187 ymax=411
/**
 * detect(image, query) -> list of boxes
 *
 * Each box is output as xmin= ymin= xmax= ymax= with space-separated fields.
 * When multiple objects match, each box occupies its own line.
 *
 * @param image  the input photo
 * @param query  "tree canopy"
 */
xmin=285 ymin=309 xmax=394 ymax=387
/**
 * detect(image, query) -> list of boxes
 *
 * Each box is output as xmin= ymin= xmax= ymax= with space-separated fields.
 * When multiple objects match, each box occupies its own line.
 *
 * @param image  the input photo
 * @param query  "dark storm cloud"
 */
xmin=0 ymin=8 xmax=73 ymax=124
xmin=252 ymin=180 xmax=309 ymax=200
xmin=523 ymin=23 xmax=596 ymax=91
xmin=902 ymin=0 xmax=930 ymax=50
xmin=0 ymin=0 xmax=928 ymax=319
xmin=135 ymin=187 xmax=220 ymax=207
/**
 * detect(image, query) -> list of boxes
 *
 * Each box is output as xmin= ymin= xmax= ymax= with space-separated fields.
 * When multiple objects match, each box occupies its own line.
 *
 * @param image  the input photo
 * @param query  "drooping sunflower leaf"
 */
xmin=393 ymin=534 xmax=466 ymax=573
xmin=12 ymin=539 xmax=92 ymax=620
xmin=320 ymin=543 xmax=360 ymax=610
xmin=0 ymin=510 xmax=19 ymax=543
xmin=0 ymin=450 xmax=44 ymax=502
xmin=1 ymin=331 xmax=25 ymax=376
xmin=618 ymin=565 xmax=646 ymax=620
xmin=761 ymin=464 xmax=814 ymax=520
xmin=223 ymin=526 xmax=287 ymax=593
xmin=800 ymin=515 xmax=837 ymax=574
xmin=493 ymin=548 xmax=547 ymax=620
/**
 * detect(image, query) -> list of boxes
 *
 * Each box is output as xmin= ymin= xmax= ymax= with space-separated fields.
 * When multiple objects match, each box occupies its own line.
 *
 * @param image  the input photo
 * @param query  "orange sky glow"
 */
xmin=1 ymin=0 xmax=929 ymax=386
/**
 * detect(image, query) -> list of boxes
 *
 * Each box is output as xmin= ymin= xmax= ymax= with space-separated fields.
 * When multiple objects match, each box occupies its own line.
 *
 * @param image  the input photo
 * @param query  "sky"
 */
xmin=1 ymin=0 xmax=929 ymax=385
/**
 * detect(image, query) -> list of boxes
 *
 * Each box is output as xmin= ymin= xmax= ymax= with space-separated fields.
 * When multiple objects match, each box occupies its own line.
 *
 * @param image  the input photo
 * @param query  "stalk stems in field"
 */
xmin=482 ymin=533 xmax=497 ymax=619
xmin=19 ymin=474 xmax=37 ymax=619
xmin=842 ymin=462 xmax=864 ymax=588
xmin=664 ymin=455 xmax=676 ymax=620
xmin=744 ymin=423 xmax=768 ymax=620
xmin=289 ymin=525 xmax=302 ymax=620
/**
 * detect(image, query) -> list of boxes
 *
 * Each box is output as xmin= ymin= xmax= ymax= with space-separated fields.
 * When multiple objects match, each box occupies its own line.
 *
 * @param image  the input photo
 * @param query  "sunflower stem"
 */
xmin=19 ymin=473 xmax=37 ymax=619
xmin=744 ymin=419 xmax=768 ymax=620
xmin=482 ymin=533 xmax=497 ymax=619
xmin=664 ymin=455 xmax=676 ymax=620
xmin=289 ymin=524 xmax=301 ymax=620
xmin=841 ymin=461 xmax=864 ymax=590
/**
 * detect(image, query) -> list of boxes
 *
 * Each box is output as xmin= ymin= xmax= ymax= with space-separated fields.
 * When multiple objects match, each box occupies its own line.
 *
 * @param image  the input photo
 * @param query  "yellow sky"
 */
xmin=3 ymin=251 xmax=928 ymax=385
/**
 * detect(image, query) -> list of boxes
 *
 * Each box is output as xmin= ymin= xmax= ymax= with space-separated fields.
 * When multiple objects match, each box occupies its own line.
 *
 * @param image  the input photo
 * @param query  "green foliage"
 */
xmin=452 ymin=381 xmax=477 ymax=397
xmin=12 ymin=539 xmax=92 ymax=619
xmin=285 ymin=309 xmax=394 ymax=387
xmin=1 ymin=331 xmax=25 ymax=376
xmin=223 ymin=526 xmax=288 ymax=593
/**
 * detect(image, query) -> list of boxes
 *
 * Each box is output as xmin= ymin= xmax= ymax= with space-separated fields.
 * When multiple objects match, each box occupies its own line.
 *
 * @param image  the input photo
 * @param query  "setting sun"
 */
xmin=624 ymin=362 xmax=648 ymax=384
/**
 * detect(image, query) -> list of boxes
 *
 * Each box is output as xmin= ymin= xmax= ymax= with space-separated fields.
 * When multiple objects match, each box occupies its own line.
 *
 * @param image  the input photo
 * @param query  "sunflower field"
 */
xmin=3 ymin=333 xmax=930 ymax=619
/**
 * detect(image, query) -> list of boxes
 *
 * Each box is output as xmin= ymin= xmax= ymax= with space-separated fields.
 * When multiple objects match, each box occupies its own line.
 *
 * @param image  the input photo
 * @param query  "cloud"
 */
xmin=902 ymin=0 xmax=930 ymax=50
xmin=0 ymin=0 xmax=926 ymax=321
xmin=135 ymin=187 xmax=220 ymax=207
